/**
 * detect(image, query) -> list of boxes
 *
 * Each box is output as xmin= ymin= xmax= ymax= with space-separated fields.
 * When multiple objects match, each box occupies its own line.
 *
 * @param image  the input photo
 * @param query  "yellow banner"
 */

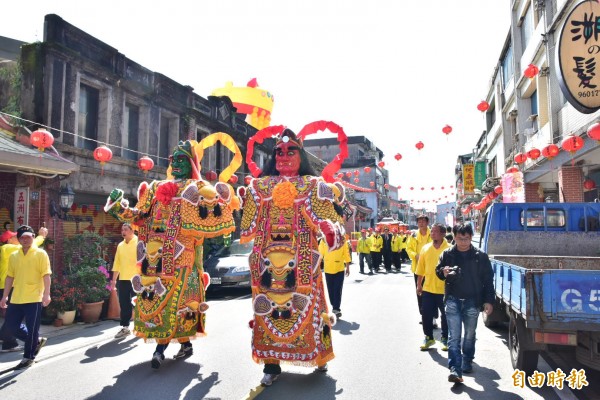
xmin=463 ymin=164 xmax=475 ymax=194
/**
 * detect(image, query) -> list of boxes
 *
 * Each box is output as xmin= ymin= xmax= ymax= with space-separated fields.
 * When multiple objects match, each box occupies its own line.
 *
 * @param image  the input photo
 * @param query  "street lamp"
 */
xmin=50 ymin=184 xmax=75 ymax=219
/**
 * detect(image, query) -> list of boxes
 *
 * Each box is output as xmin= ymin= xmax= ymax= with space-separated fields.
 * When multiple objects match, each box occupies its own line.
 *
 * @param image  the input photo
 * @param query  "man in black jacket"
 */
xmin=435 ymin=223 xmax=494 ymax=384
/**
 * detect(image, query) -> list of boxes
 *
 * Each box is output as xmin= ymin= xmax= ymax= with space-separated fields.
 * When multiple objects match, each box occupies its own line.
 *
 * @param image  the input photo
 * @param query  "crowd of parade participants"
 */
xmin=0 ymin=122 xmax=495 ymax=386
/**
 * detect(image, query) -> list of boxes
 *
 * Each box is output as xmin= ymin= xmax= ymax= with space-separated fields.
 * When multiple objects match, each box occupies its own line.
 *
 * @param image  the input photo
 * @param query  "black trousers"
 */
xmin=414 ymin=275 xmax=423 ymax=315
xmin=117 ymin=280 xmax=136 ymax=327
xmin=358 ymin=253 xmax=371 ymax=272
xmin=325 ymin=271 xmax=345 ymax=311
xmin=383 ymin=251 xmax=392 ymax=270
xmin=421 ymin=292 xmax=448 ymax=339
xmin=392 ymin=252 xmax=401 ymax=269
xmin=371 ymin=252 xmax=382 ymax=269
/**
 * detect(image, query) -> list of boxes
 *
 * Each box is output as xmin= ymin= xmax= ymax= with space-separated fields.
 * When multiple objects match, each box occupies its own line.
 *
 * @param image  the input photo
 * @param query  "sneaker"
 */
xmin=420 ymin=336 xmax=435 ymax=350
xmin=151 ymin=351 xmax=165 ymax=369
xmin=332 ymin=309 xmax=342 ymax=319
xmin=15 ymin=358 xmax=34 ymax=370
xmin=260 ymin=373 xmax=279 ymax=386
xmin=1 ymin=345 xmax=24 ymax=353
xmin=462 ymin=363 xmax=473 ymax=373
xmin=448 ymin=371 xmax=463 ymax=383
xmin=316 ymin=363 xmax=328 ymax=372
xmin=114 ymin=327 xmax=130 ymax=339
xmin=33 ymin=337 xmax=47 ymax=357
xmin=440 ymin=337 xmax=448 ymax=351
xmin=173 ymin=344 xmax=193 ymax=359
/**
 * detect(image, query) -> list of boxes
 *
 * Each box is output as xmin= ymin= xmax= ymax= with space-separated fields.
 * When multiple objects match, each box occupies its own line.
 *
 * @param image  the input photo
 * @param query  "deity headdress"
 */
xmin=245 ymin=120 xmax=349 ymax=183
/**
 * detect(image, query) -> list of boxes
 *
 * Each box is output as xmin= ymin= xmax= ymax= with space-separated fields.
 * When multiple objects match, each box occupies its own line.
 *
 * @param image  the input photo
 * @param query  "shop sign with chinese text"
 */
xmin=557 ymin=0 xmax=600 ymax=113
xmin=463 ymin=164 xmax=475 ymax=194
xmin=14 ymin=187 xmax=29 ymax=228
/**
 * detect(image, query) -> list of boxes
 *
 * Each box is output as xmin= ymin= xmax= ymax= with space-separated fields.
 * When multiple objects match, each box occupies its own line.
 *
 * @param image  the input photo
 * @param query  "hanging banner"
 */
xmin=501 ymin=172 xmax=525 ymax=203
xmin=557 ymin=0 xmax=600 ymax=113
xmin=14 ymin=187 xmax=29 ymax=228
xmin=463 ymin=164 xmax=475 ymax=194
xmin=474 ymin=161 xmax=487 ymax=189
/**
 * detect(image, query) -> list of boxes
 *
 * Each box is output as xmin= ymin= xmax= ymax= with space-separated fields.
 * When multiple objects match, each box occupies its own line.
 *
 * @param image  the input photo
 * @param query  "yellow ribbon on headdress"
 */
xmin=194 ymin=132 xmax=242 ymax=182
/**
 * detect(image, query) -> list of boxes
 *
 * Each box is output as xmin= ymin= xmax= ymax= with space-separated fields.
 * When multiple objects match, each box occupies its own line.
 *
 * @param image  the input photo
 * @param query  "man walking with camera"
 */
xmin=436 ymin=223 xmax=495 ymax=383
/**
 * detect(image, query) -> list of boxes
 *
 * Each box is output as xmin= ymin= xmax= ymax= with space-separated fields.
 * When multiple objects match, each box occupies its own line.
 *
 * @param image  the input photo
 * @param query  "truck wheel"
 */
xmin=508 ymin=314 xmax=538 ymax=375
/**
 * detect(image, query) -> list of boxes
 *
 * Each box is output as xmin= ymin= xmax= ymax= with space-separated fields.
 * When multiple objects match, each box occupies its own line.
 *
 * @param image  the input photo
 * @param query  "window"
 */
xmin=123 ymin=103 xmax=139 ymax=161
xmin=78 ymin=84 xmax=99 ymax=150
xmin=158 ymin=115 xmax=172 ymax=168
xmin=489 ymin=156 xmax=497 ymax=178
xmin=531 ymin=90 xmax=538 ymax=115
xmin=521 ymin=5 xmax=534 ymax=50
xmin=521 ymin=209 xmax=565 ymax=227
xmin=501 ymin=43 xmax=514 ymax=90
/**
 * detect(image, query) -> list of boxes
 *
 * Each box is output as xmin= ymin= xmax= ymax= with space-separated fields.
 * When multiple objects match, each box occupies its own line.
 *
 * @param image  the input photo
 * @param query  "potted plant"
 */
xmin=63 ymin=232 xmax=112 ymax=323
xmin=47 ymin=275 xmax=81 ymax=325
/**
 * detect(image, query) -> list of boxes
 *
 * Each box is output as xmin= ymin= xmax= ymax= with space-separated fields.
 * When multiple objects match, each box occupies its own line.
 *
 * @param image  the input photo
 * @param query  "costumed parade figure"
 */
xmin=104 ymin=134 xmax=241 ymax=369
xmin=239 ymin=121 xmax=348 ymax=386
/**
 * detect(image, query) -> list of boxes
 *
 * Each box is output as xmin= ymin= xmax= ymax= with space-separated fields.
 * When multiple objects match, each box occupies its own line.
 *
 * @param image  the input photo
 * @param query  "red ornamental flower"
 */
xmin=477 ymin=101 xmax=490 ymax=112
xmin=156 ymin=181 xmax=179 ymax=205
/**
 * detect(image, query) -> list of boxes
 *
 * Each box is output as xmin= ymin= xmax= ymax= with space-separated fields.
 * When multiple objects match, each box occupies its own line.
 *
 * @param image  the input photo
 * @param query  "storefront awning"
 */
xmin=0 ymin=130 xmax=79 ymax=176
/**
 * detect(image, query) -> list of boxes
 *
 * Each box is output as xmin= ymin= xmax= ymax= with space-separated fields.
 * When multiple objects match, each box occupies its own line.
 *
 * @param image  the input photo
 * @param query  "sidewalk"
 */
xmin=0 ymin=316 xmax=122 ymax=368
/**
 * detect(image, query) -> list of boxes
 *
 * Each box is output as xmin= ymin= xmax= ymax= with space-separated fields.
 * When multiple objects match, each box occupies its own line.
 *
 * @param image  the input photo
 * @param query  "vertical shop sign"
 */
xmin=463 ymin=164 xmax=475 ymax=194
xmin=14 ymin=187 xmax=29 ymax=228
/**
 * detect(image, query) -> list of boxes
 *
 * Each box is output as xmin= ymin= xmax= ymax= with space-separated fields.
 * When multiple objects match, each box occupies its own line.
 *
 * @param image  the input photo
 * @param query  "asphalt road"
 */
xmin=0 ymin=262 xmax=596 ymax=399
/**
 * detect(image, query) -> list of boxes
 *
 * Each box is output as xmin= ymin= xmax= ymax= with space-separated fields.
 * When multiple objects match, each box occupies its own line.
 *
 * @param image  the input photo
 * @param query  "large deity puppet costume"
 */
xmin=104 ymin=134 xmax=242 ymax=368
xmin=239 ymin=121 xmax=349 ymax=385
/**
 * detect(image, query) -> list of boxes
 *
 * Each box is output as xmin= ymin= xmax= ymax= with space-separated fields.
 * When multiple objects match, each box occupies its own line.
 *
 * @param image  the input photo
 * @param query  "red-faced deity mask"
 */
xmin=275 ymin=142 xmax=301 ymax=177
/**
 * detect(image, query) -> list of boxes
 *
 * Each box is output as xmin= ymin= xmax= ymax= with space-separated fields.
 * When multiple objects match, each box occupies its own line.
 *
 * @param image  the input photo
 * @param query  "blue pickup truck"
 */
xmin=478 ymin=202 xmax=600 ymax=374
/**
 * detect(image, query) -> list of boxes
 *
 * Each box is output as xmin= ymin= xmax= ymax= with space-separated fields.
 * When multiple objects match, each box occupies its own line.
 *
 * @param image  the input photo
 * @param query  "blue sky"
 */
xmin=1 ymin=0 xmax=509 ymax=209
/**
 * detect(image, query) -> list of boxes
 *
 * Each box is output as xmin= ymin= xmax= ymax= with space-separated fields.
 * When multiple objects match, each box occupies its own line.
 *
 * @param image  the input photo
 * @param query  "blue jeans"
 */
xmin=445 ymin=296 xmax=479 ymax=376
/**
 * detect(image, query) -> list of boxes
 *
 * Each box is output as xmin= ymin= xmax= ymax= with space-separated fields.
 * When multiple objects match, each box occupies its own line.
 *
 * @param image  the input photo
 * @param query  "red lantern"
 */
xmin=394 ymin=153 xmax=402 ymax=161
xmin=71 ymin=203 xmax=78 ymax=212
xmin=561 ymin=134 xmax=584 ymax=154
xmin=415 ymin=141 xmax=424 ymax=151
xmin=397 ymin=185 xmax=401 ymax=189
xmin=364 ymin=166 xmax=371 ymax=173
xmin=137 ymin=156 xmax=154 ymax=173
xmin=378 ymin=161 xmax=385 ymax=168
xmin=431 ymin=187 xmax=435 ymax=190
xmin=337 ymin=173 xmax=344 ymax=179
xmin=583 ymin=179 xmax=597 ymax=190
xmin=442 ymin=125 xmax=452 ymax=135
xmin=384 ymin=183 xmax=390 ymax=189
xmin=587 ymin=122 xmax=600 ymax=142
xmin=527 ymin=148 xmax=541 ymax=160
xmin=514 ymin=152 xmax=528 ymax=164
xmin=228 ymin=174 xmax=239 ymax=184
xmin=354 ymin=170 xmax=359 ymax=176
xmin=494 ymin=185 xmax=503 ymax=194
xmin=244 ymin=176 xmax=252 ymax=185
xmin=354 ymin=178 xmax=360 ymax=183
xmin=369 ymin=181 xmax=375 ymax=187
xmin=93 ymin=145 xmax=113 ymax=175
xmin=523 ymin=64 xmax=539 ymax=79
xmin=477 ymin=101 xmax=490 ymax=112
xmin=420 ymin=187 xmax=425 ymax=191
xmin=81 ymin=205 xmax=88 ymax=214
xmin=346 ymin=171 xmax=352 ymax=178
xmin=542 ymin=143 xmax=560 ymax=159
xmin=30 ymin=128 xmax=54 ymax=152
xmin=506 ymin=166 xmax=519 ymax=173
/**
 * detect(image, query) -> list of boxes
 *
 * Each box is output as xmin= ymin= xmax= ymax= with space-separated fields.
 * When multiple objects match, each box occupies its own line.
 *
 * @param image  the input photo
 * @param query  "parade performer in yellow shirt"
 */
xmin=0 ymin=225 xmax=51 ymax=370
xmin=415 ymin=223 xmax=451 ymax=351
xmin=406 ymin=215 xmax=432 ymax=318
xmin=110 ymin=223 xmax=140 ymax=339
xmin=319 ymin=235 xmax=351 ymax=318
xmin=356 ymin=229 xmax=372 ymax=274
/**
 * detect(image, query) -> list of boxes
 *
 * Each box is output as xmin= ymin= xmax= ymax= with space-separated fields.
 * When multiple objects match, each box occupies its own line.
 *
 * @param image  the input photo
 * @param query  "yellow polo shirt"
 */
xmin=319 ymin=240 xmax=351 ymax=274
xmin=113 ymin=236 xmax=140 ymax=281
xmin=415 ymin=240 xmax=451 ymax=295
xmin=7 ymin=246 xmax=51 ymax=304
xmin=0 ymin=236 xmax=44 ymax=289
xmin=407 ymin=228 xmax=432 ymax=273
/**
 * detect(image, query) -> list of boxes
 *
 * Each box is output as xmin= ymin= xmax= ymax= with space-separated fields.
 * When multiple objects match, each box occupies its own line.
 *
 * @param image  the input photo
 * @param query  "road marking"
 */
xmin=240 ymin=385 xmax=265 ymax=400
